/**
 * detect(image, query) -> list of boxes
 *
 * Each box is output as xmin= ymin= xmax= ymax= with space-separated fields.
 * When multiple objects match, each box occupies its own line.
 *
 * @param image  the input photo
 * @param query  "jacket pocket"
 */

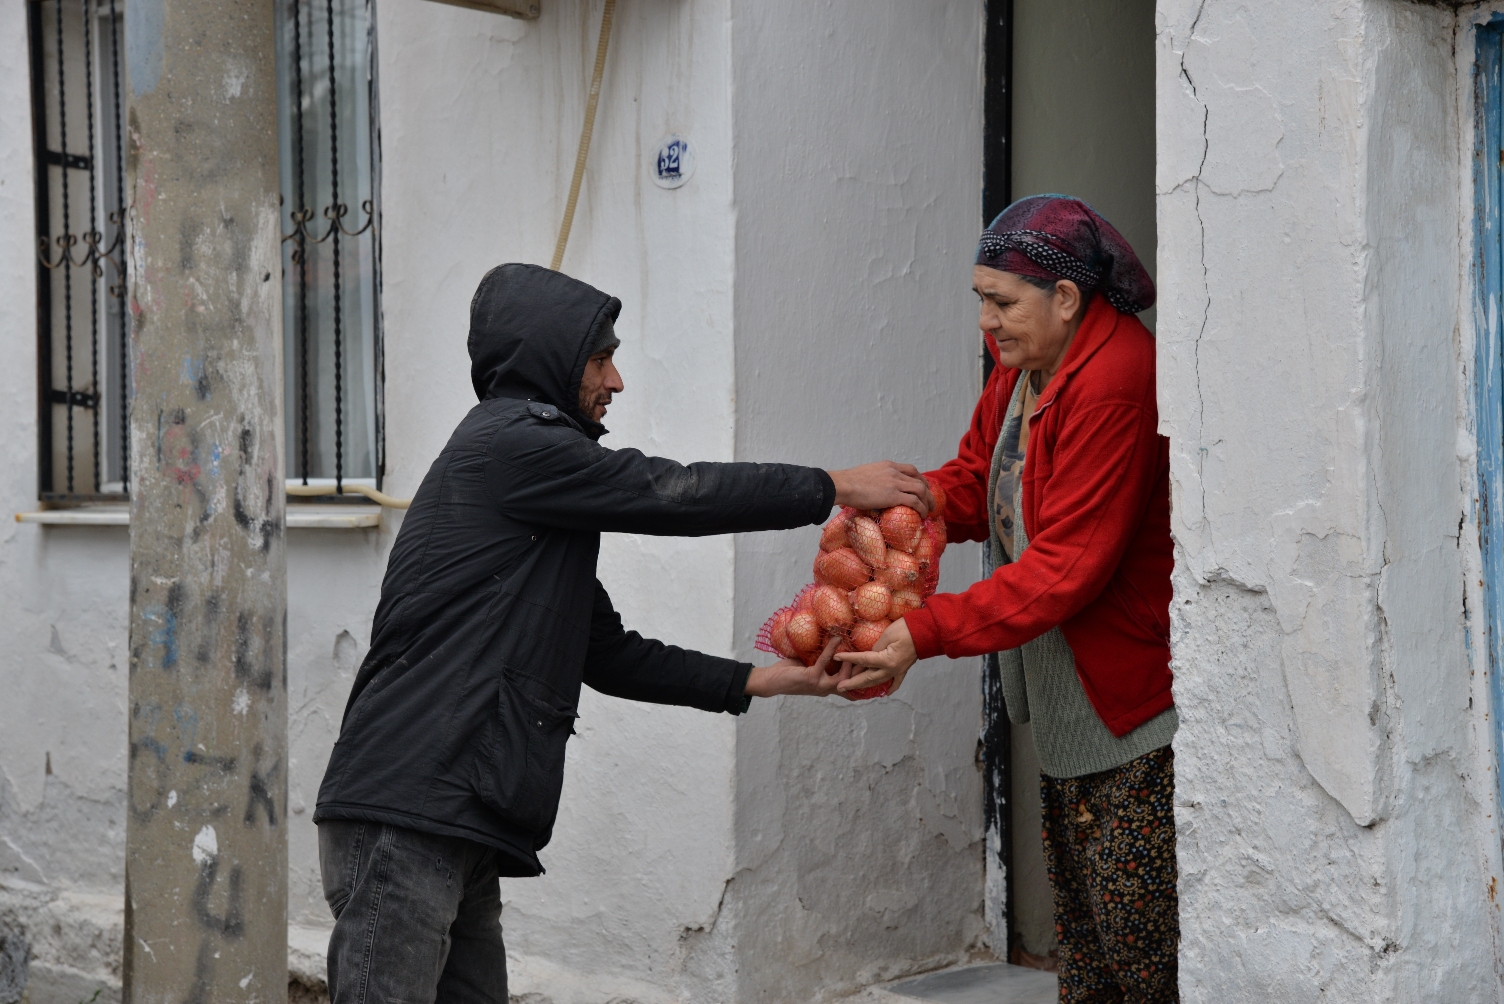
xmin=477 ymin=671 xmax=578 ymax=839
xmin=1110 ymin=575 xmax=1170 ymax=644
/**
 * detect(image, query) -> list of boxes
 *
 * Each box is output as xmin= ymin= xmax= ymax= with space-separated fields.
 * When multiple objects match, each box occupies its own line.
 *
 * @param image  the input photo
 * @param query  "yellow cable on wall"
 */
xmin=551 ymin=0 xmax=615 ymax=271
xmin=287 ymin=482 xmax=412 ymax=509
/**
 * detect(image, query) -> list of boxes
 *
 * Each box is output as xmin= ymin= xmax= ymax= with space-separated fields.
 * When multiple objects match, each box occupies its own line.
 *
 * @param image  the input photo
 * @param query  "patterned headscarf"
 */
xmin=975 ymin=195 xmax=1155 ymax=314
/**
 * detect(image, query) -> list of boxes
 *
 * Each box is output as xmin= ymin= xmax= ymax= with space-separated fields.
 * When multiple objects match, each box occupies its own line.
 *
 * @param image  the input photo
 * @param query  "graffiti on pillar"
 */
xmin=233 ymin=612 xmax=277 ymax=691
xmin=129 ymin=699 xmax=246 ymax=822
xmin=183 ymin=823 xmax=245 ymax=1004
xmin=193 ymin=592 xmax=223 ymax=666
xmin=191 ymin=862 xmax=245 ymax=938
xmin=243 ymin=742 xmax=281 ymax=828
xmin=231 ymin=425 xmax=280 ymax=552
xmin=136 ymin=581 xmax=183 ymax=671
xmin=128 ymin=702 xmax=170 ymax=823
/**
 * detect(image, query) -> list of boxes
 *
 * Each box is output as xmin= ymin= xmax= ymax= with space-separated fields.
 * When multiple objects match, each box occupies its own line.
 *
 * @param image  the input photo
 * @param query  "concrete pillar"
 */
xmin=122 ymin=2 xmax=287 ymax=1003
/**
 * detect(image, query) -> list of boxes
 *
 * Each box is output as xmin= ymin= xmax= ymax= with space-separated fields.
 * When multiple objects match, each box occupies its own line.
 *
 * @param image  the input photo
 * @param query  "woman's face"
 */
xmin=973 ymin=265 xmax=1086 ymax=374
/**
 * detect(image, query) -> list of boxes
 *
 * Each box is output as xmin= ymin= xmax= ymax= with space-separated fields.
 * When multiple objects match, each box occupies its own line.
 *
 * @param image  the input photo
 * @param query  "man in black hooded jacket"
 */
xmin=313 ymin=264 xmax=933 ymax=1004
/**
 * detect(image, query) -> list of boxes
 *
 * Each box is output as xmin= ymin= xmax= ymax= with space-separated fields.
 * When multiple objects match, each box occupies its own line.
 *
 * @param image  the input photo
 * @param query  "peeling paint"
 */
xmin=1163 ymin=0 xmax=1501 ymax=998
xmin=190 ymin=825 xmax=217 ymax=866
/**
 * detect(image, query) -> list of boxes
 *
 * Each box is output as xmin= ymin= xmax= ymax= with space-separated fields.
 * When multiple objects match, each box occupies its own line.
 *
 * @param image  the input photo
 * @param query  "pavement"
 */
xmin=849 ymin=963 xmax=1058 ymax=1004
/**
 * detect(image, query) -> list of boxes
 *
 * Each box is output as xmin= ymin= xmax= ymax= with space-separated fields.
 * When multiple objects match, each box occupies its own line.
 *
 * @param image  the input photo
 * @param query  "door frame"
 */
xmin=980 ymin=0 xmax=1015 ymax=959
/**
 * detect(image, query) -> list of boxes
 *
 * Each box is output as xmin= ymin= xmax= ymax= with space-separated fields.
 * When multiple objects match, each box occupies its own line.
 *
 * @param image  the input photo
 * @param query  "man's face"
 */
xmin=578 ymin=348 xmax=624 ymax=422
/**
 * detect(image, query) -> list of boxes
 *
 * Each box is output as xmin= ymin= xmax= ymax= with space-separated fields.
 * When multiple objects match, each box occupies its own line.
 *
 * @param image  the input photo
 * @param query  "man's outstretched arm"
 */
xmin=580 ymin=581 xmax=848 ymax=710
xmin=490 ymin=418 xmax=933 ymax=537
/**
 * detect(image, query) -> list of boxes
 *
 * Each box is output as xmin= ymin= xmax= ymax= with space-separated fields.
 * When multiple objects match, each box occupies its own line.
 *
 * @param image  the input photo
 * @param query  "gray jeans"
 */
xmin=318 ymin=821 xmax=508 ymax=1004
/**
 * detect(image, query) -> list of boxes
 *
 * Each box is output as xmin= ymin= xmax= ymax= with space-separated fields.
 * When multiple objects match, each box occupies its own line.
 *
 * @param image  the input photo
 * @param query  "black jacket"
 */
xmin=315 ymin=264 xmax=834 ymax=874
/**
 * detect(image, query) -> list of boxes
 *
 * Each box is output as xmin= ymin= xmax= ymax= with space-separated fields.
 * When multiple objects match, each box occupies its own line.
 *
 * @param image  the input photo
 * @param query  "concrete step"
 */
xmin=869 ymin=963 xmax=1058 ymax=1004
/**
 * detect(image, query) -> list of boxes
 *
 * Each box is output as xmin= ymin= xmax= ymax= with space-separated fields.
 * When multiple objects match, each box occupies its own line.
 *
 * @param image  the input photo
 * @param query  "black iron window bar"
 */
xmin=29 ymin=0 xmax=129 ymax=503
xmin=280 ymin=0 xmax=383 ymax=502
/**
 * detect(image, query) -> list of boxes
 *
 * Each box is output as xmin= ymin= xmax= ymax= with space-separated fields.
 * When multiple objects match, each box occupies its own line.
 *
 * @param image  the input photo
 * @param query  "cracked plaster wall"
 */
xmin=1160 ymin=0 xmax=1503 ymax=998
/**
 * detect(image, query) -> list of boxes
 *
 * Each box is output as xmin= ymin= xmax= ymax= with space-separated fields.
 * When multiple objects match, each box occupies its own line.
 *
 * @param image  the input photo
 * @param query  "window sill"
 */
xmin=15 ymin=504 xmax=383 ymax=529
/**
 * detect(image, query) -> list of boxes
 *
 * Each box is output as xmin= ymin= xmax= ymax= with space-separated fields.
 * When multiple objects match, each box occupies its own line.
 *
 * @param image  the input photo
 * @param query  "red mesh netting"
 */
xmin=755 ymin=497 xmax=949 ymax=701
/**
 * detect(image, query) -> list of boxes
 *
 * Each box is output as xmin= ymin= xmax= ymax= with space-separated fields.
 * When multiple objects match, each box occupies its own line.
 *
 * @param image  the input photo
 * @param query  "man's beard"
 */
xmin=580 ymin=392 xmax=612 ymax=420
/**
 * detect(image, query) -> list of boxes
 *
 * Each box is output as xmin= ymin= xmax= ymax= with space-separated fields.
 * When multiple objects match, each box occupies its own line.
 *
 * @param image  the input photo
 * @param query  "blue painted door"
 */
xmin=1473 ymin=17 xmax=1504 ymax=822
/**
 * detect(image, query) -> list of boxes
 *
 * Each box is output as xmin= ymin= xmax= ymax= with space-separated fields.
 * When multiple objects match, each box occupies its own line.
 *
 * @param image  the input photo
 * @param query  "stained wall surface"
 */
xmin=1158 ymin=0 xmax=1504 ymax=999
xmin=0 ymin=2 xmax=994 ymax=1003
xmin=728 ymin=2 xmax=989 ymax=1001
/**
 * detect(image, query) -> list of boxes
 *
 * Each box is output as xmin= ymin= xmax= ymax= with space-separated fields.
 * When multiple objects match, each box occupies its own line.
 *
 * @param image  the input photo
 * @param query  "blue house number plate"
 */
xmin=652 ymin=134 xmax=695 ymax=190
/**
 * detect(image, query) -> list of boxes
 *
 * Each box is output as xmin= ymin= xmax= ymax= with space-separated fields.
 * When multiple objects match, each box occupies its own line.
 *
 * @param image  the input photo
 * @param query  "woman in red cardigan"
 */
xmin=838 ymin=196 xmax=1178 ymax=1003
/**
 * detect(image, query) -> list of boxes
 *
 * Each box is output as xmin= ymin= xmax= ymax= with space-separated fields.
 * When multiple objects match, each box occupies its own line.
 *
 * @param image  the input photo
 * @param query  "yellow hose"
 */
xmin=286 ymin=483 xmax=411 ymax=509
xmin=551 ymin=0 xmax=616 ymax=271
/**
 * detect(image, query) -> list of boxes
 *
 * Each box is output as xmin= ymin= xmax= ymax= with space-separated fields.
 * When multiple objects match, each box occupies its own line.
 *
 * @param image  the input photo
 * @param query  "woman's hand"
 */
xmin=833 ymin=618 xmax=919 ymax=696
xmin=744 ymin=637 xmax=852 ymax=698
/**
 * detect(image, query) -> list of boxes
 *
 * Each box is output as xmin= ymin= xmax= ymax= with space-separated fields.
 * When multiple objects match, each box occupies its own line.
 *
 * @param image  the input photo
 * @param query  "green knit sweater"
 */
xmin=988 ymin=374 xmax=1176 ymax=779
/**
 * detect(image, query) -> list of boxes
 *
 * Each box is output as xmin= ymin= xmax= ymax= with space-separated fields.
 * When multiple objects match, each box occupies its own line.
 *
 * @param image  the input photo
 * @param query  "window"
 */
xmin=28 ymin=0 xmax=129 ymax=501
xmin=26 ymin=0 xmax=383 ymax=503
xmin=276 ymin=0 xmax=384 ymax=491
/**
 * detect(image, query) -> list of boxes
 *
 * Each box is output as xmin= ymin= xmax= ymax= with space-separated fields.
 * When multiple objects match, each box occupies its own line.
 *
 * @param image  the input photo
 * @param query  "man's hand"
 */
xmin=828 ymin=462 xmax=934 ymax=516
xmin=745 ymin=637 xmax=853 ymax=698
xmin=833 ymin=618 xmax=919 ymax=696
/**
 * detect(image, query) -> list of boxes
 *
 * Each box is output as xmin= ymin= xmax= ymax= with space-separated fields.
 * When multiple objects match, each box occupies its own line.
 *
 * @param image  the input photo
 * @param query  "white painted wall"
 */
xmin=2 ymin=2 xmax=992 ymax=1003
xmin=321 ymin=1 xmax=746 ymax=1000
xmin=2 ymin=0 xmax=746 ymax=999
xmin=1160 ymin=0 xmax=1503 ymax=999
xmin=0 ymin=2 xmax=126 ymax=1001
xmin=727 ymin=3 xmax=988 ymax=1001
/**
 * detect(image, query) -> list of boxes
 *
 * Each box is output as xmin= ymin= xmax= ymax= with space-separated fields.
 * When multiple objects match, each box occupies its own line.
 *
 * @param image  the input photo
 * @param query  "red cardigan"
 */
xmin=906 ymin=297 xmax=1174 ymax=737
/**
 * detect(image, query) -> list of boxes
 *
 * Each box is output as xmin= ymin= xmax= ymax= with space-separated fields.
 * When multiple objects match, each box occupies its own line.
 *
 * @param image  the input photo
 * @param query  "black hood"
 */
xmin=468 ymin=263 xmax=622 ymax=438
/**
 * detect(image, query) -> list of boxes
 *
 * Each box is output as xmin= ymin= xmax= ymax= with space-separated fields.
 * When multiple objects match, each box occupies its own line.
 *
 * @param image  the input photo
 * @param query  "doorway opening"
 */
xmin=981 ymin=0 xmax=1158 ymax=969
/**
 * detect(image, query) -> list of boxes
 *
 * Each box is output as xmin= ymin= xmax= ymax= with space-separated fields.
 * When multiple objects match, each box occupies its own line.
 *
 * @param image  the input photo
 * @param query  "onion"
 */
xmin=877 ymin=548 xmax=920 ymax=589
xmin=787 ymin=610 xmax=823 ymax=653
xmin=925 ymin=478 xmax=948 ymax=517
xmin=827 ymin=636 xmax=854 ymax=675
xmin=914 ymin=534 xmax=936 ymax=570
xmin=815 ymin=547 xmax=874 ymax=591
xmin=881 ymin=506 xmax=924 ymax=553
xmin=769 ymin=609 xmax=798 ymax=660
xmin=852 ymin=581 xmax=892 ymax=621
xmin=811 ymin=584 xmax=855 ymax=632
xmin=930 ymin=517 xmax=948 ymax=547
xmin=851 ymin=618 xmax=891 ymax=652
xmin=847 ymin=516 xmax=888 ymax=568
xmin=813 ymin=552 xmax=841 ymax=588
xmin=889 ymin=588 xmax=922 ymax=618
xmin=820 ymin=517 xmax=849 ymax=552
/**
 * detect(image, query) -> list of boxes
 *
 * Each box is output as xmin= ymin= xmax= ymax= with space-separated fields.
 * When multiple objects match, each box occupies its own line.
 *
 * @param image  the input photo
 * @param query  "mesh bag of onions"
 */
xmin=755 ymin=480 xmax=948 ymax=700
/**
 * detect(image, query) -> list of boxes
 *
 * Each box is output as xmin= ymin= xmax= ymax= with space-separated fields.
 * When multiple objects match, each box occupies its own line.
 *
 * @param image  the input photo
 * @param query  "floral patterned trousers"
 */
xmin=1040 ymin=746 xmax=1179 ymax=1003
